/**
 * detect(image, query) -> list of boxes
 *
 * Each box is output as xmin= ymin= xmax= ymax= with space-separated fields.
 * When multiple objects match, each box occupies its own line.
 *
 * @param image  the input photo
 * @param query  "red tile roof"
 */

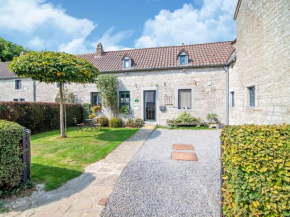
xmin=77 ymin=41 xmax=234 ymax=73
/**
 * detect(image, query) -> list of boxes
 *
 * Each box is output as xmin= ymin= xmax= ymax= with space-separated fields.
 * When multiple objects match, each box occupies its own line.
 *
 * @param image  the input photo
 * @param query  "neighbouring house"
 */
xmin=0 ymin=0 xmax=289 ymax=125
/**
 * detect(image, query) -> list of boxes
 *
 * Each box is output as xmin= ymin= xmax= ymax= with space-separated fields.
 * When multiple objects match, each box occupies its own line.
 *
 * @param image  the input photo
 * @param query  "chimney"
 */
xmin=182 ymin=43 xmax=184 ymax=46
xmin=96 ymin=42 xmax=103 ymax=56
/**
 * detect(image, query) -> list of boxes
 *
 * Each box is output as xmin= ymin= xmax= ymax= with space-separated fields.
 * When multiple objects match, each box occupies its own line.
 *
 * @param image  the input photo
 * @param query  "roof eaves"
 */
xmin=234 ymin=0 xmax=242 ymax=20
xmin=100 ymin=64 xmax=226 ymax=74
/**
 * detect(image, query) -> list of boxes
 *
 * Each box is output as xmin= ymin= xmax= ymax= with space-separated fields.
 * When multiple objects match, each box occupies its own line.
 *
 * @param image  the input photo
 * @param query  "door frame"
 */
xmin=143 ymin=90 xmax=156 ymax=121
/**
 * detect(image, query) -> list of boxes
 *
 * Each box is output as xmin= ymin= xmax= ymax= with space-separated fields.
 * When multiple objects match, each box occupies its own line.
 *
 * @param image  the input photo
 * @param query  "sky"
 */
xmin=0 ymin=0 xmax=238 ymax=54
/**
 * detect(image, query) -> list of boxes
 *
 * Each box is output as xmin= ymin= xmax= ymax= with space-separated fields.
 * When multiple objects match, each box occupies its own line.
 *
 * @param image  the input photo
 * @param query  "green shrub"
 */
xmin=125 ymin=118 xmax=143 ymax=128
xmin=135 ymin=118 xmax=144 ymax=128
xmin=98 ymin=116 xmax=109 ymax=127
xmin=82 ymin=103 xmax=91 ymax=122
xmin=109 ymin=117 xmax=122 ymax=128
xmin=0 ymin=102 xmax=82 ymax=134
xmin=0 ymin=120 xmax=25 ymax=190
xmin=125 ymin=118 xmax=136 ymax=128
xmin=175 ymin=112 xmax=197 ymax=125
xmin=221 ymin=124 xmax=290 ymax=216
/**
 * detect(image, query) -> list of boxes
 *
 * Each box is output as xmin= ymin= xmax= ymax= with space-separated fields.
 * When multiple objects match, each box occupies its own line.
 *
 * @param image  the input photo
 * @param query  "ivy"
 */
xmin=96 ymin=75 xmax=118 ymax=116
xmin=221 ymin=124 xmax=290 ymax=216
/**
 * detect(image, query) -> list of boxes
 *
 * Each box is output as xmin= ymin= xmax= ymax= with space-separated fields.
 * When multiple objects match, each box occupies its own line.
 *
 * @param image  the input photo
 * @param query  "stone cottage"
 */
xmin=0 ymin=0 xmax=289 ymax=125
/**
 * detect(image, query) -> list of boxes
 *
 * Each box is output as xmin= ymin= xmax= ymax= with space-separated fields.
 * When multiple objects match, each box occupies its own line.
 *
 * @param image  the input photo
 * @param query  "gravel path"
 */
xmin=102 ymin=129 xmax=222 ymax=217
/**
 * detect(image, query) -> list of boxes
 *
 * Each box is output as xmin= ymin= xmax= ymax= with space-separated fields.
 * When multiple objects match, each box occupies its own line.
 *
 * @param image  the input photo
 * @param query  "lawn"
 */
xmin=31 ymin=127 xmax=138 ymax=190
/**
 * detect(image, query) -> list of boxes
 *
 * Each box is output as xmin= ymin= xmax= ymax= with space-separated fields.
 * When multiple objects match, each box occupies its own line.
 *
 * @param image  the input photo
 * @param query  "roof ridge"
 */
xmin=77 ymin=40 xmax=234 ymax=56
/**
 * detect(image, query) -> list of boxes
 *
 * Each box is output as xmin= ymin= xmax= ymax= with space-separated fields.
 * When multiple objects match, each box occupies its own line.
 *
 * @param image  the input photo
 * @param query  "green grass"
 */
xmin=31 ymin=127 xmax=138 ymax=190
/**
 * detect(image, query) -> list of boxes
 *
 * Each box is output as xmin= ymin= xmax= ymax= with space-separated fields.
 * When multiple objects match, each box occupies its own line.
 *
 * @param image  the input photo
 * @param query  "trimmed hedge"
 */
xmin=221 ymin=125 xmax=290 ymax=216
xmin=0 ymin=102 xmax=82 ymax=134
xmin=109 ymin=117 xmax=122 ymax=128
xmin=0 ymin=120 xmax=25 ymax=190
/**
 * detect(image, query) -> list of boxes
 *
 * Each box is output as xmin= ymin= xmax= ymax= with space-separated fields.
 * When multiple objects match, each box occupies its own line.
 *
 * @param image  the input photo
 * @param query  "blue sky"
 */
xmin=0 ymin=0 xmax=238 ymax=54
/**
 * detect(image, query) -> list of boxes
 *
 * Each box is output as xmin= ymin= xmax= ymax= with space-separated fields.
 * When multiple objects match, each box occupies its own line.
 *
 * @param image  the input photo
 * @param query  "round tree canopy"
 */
xmin=9 ymin=51 xmax=99 ymax=83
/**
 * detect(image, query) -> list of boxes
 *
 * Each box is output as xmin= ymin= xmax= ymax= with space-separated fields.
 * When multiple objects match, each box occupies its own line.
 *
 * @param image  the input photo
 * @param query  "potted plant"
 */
xmin=120 ymin=105 xmax=130 ymax=117
xmin=207 ymin=113 xmax=219 ymax=129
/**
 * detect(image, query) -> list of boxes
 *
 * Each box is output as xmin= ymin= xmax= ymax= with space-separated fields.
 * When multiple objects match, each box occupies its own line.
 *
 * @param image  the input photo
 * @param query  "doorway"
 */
xmin=144 ymin=90 xmax=156 ymax=121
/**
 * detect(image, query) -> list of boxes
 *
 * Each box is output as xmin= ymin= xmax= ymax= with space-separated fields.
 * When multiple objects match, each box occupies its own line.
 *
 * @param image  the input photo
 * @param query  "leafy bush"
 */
xmin=0 ymin=120 xmax=25 ymax=190
xmin=109 ymin=117 xmax=122 ymax=128
xmin=221 ymin=125 xmax=290 ymax=216
xmin=88 ymin=113 xmax=96 ymax=119
xmin=120 ymin=105 xmax=130 ymax=116
xmin=82 ymin=103 xmax=91 ymax=122
xmin=135 ymin=118 xmax=143 ymax=128
xmin=98 ymin=116 xmax=109 ymax=127
xmin=125 ymin=118 xmax=143 ymax=128
xmin=125 ymin=118 xmax=136 ymax=128
xmin=175 ymin=112 xmax=197 ymax=125
xmin=0 ymin=102 xmax=82 ymax=134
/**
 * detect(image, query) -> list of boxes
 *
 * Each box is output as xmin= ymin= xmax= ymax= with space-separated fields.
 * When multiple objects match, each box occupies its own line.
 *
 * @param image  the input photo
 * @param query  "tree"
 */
xmin=9 ymin=51 xmax=99 ymax=137
xmin=96 ymin=75 xmax=118 ymax=117
xmin=0 ymin=37 xmax=31 ymax=62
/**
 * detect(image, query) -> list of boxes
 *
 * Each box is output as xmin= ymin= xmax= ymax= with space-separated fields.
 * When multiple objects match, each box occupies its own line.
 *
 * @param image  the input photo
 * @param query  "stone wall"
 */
xmin=229 ymin=0 xmax=290 ymax=125
xmin=63 ymin=67 xmax=226 ymax=126
xmin=0 ymin=78 xmax=34 ymax=101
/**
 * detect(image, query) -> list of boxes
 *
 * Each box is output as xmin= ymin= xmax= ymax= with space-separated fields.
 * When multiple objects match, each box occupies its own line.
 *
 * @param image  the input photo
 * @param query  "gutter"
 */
xmin=224 ymin=49 xmax=237 ymax=125
xmin=33 ymin=80 xmax=36 ymax=102
xmin=101 ymin=63 xmax=226 ymax=74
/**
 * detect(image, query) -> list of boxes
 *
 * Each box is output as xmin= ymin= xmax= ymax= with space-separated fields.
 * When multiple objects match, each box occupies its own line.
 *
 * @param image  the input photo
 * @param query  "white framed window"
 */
xmin=178 ymin=89 xmax=191 ymax=109
xmin=178 ymin=52 xmax=188 ymax=65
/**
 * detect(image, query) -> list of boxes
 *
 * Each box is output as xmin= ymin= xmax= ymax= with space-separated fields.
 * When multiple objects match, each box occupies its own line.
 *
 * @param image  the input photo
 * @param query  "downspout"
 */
xmin=224 ymin=66 xmax=229 ymax=125
xmin=33 ymin=80 xmax=36 ymax=102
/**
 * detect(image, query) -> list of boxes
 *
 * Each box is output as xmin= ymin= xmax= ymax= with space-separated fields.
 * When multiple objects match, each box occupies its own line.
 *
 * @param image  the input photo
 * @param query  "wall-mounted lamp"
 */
xmin=135 ymin=83 xmax=138 ymax=88
xmin=164 ymin=82 xmax=166 ymax=87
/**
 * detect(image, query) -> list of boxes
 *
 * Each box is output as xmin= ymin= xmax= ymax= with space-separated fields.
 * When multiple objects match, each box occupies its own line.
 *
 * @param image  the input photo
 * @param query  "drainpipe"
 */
xmin=33 ymin=80 xmax=36 ymax=102
xmin=224 ymin=66 xmax=229 ymax=125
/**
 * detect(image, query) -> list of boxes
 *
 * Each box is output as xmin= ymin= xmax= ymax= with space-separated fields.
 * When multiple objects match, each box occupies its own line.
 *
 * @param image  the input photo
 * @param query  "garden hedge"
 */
xmin=0 ymin=120 xmax=25 ymax=190
xmin=221 ymin=124 xmax=290 ymax=216
xmin=0 ymin=102 xmax=82 ymax=134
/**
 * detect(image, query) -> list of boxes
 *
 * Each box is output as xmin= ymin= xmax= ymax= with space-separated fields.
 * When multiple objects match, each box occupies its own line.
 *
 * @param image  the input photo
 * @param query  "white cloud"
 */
xmin=58 ymin=38 xmax=90 ymax=54
xmin=92 ymin=27 xmax=134 ymax=51
xmin=135 ymin=0 xmax=238 ymax=48
xmin=0 ymin=0 xmax=96 ymax=53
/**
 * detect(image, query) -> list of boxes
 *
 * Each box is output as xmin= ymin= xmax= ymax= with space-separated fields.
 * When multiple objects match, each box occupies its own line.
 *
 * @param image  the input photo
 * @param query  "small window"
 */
xmin=13 ymin=99 xmax=18 ymax=101
xmin=231 ymin=92 xmax=235 ymax=107
xmin=91 ymin=92 xmax=102 ymax=106
xmin=178 ymin=89 xmax=191 ymax=109
xmin=15 ymin=80 xmax=22 ymax=89
xmin=248 ymin=86 xmax=255 ymax=107
xmin=123 ymin=57 xmax=131 ymax=69
xmin=56 ymin=82 xmax=60 ymax=88
xmin=119 ymin=91 xmax=130 ymax=108
xmin=179 ymin=52 xmax=188 ymax=65
xmin=20 ymin=99 xmax=25 ymax=102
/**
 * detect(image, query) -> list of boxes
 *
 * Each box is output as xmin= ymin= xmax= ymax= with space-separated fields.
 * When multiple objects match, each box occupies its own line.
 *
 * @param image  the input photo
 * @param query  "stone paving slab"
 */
xmin=1 ymin=126 xmax=154 ymax=217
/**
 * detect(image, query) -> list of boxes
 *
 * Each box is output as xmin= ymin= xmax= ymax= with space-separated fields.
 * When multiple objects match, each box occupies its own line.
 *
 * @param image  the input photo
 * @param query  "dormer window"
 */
xmin=178 ymin=52 xmax=188 ymax=65
xmin=123 ymin=57 xmax=131 ymax=69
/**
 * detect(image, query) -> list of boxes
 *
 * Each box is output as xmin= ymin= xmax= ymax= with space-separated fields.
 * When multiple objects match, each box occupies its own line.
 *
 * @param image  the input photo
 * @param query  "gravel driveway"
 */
xmin=102 ymin=129 xmax=222 ymax=217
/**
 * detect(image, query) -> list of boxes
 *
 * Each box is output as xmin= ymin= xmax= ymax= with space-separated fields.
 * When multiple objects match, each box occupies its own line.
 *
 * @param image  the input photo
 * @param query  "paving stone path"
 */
xmin=2 ymin=126 xmax=155 ymax=217
xmin=102 ymin=129 xmax=222 ymax=217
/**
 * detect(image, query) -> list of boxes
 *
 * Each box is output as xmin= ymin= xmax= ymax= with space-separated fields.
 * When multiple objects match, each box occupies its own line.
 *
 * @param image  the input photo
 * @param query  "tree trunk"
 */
xmin=59 ymin=83 xmax=67 ymax=138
